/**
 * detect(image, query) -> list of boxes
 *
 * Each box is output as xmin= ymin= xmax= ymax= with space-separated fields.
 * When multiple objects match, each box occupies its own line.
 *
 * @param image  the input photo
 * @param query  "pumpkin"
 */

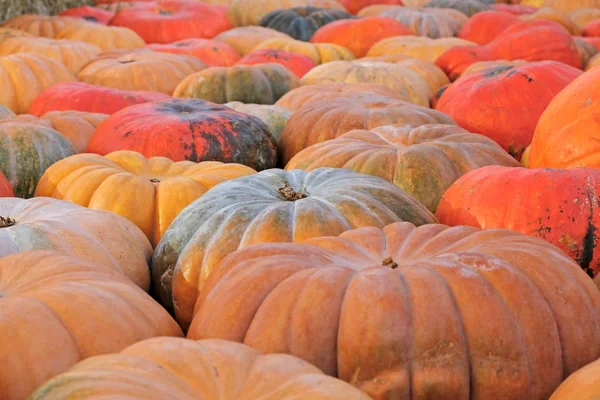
xmin=0 ymin=122 xmax=75 ymax=198
xmin=258 ymin=7 xmax=353 ymax=41
xmin=227 ymin=0 xmax=347 ymax=27
xmin=459 ymin=59 xmax=526 ymax=76
xmin=29 ymin=82 xmax=170 ymax=116
xmin=224 ymin=102 xmax=292 ymax=141
xmin=0 ymin=105 xmax=14 ymax=119
xmin=87 ymin=99 xmax=277 ymax=171
xmin=356 ymin=4 xmax=399 ymax=16
xmin=459 ymin=10 xmax=519 ymax=44
xmin=574 ymin=37 xmax=600 ymax=68
xmin=367 ymin=36 xmax=476 ymax=63
xmin=275 ymin=82 xmax=412 ymax=109
xmin=490 ymin=3 xmax=537 ymax=15
xmin=310 ymin=16 xmax=412 ymax=58
xmin=286 ymin=124 xmax=519 ymax=212
xmin=278 ymin=97 xmax=455 ymax=164
xmin=436 ymin=20 xmax=581 ymax=81
xmin=584 ymin=19 xmax=600 ymax=37
xmin=146 ymin=38 xmax=240 ymax=67
xmin=35 ymin=151 xmax=256 ymax=247
xmin=109 ymin=1 xmax=232 ymax=44
xmin=341 ymin=0 xmax=404 ymax=15
xmin=0 ymin=28 xmax=32 ymax=41
xmin=435 ymin=61 xmax=582 ymax=158
xmin=56 ymin=20 xmax=146 ymax=51
xmin=424 ymin=0 xmax=490 ymax=16
xmin=189 ymin=221 xmax=600 ymax=399
xmin=0 ymin=36 xmax=101 ymax=74
xmin=528 ymin=66 xmax=600 ymax=168
xmin=1 ymin=15 xmax=82 ymax=38
xmin=519 ymin=7 xmax=581 ymax=35
xmin=0 ymin=171 xmax=13 ymax=197
xmin=29 ymin=337 xmax=370 ymax=400
xmin=586 ymin=52 xmax=600 ymax=70
xmin=579 ymin=36 xmax=600 ymax=51
xmin=59 ymin=6 xmax=115 ymax=24
xmin=0 ymin=251 xmax=182 ymax=400
xmin=569 ymin=8 xmax=600 ymax=29
xmin=152 ymin=167 xmax=437 ymax=327
xmin=538 ymin=0 xmax=600 ymax=13
xmin=236 ymin=48 xmax=316 ymax=78
xmin=550 ymin=358 xmax=600 ymax=399
xmin=213 ymin=26 xmax=291 ymax=56
xmin=437 ymin=166 xmax=600 ymax=279
xmin=255 ymin=37 xmax=355 ymax=64
xmin=0 ymin=53 xmax=75 ymax=114
xmin=300 ymin=60 xmax=431 ymax=106
xmin=173 ymin=64 xmax=300 ymax=105
xmin=379 ymin=7 xmax=467 ymax=38
xmin=78 ymin=52 xmax=206 ymax=94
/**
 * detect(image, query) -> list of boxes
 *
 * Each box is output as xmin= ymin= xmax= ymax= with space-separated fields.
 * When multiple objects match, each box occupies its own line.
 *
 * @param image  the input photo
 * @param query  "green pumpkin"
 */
xmin=425 ymin=0 xmax=490 ymax=16
xmin=259 ymin=7 xmax=353 ymax=41
xmin=0 ymin=122 xmax=75 ymax=198
xmin=224 ymin=102 xmax=292 ymax=141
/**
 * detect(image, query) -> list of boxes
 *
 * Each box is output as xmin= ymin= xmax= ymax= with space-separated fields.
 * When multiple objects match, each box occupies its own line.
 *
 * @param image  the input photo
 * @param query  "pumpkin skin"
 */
xmin=459 ymin=59 xmax=526 ymax=77
xmin=173 ymin=64 xmax=301 ymax=105
xmin=152 ymin=167 xmax=437 ymax=328
xmin=437 ymin=166 xmax=600 ymax=279
xmin=459 ymin=10 xmax=518 ymax=44
xmin=341 ymin=0 xmax=404 ymax=15
xmin=435 ymin=61 xmax=582 ymax=158
xmin=0 ymin=36 xmax=101 ymax=74
xmin=1 ymin=15 xmax=82 ymax=38
xmin=540 ymin=0 xmax=600 ymax=13
xmin=213 ymin=26 xmax=291 ymax=56
xmin=286 ymin=124 xmax=519 ymax=212
xmin=275 ymin=82 xmax=412 ymax=109
xmin=436 ymin=20 xmax=582 ymax=81
xmin=0 ymin=105 xmax=15 ymax=119
xmin=586 ymin=52 xmax=600 ymax=70
xmin=278 ymin=97 xmax=455 ymax=164
xmin=424 ymin=0 xmax=490 ymax=16
xmin=0 ymin=251 xmax=182 ymax=400
xmin=584 ymin=19 xmax=600 ymax=37
xmin=259 ymin=7 xmax=353 ymax=42
xmin=519 ymin=7 xmax=582 ymax=36
xmin=490 ymin=3 xmax=537 ymax=15
xmin=78 ymin=52 xmax=206 ymax=94
xmin=569 ymin=8 xmax=600 ymax=29
xmin=87 ymin=99 xmax=277 ymax=171
xmin=310 ymin=16 xmax=412 ymax=57
xmin=55 ymin=20 xmax=145 ymax=51
xmin=379 ymin=7 xmax=467 ymax=38
xmin=59 ymin=6 xmax=115 ymax=25
xmin=224 ymin=102 xmax=292 ymax=141
xmin=0 ymin=122 xmax=75 ymax=198
xmin=189 ymin=221 xmax=600 ymax=399
xmin=29 ymin=337 xmax=371 ymax=400
xmin=228 ymin=0 xmax=347 ymax=27
xmin=236 ymin=48 xmax=316 ymax=78
xmin=550 ymin=358 xmax=600 ymax=399
xmin=300 ymin=60 xmax=431 ymax=107
xmin=0 ymin=171 xmax=13 ymax=197
xmin=255 ymin=37 xmax=355 ymax=64
xmin=0 ymin=197 xmax=153 ymax=288
xmin=0 ymin=53 xmax=75 ymax=114
xmin=146 ymin=39 xmax=240 ymax=67
xmin=0 ymin=28 xmax=32 ymax=41
xmin=574 ymin=37 xmax=599 ymax=68
xmin=367 ymin=36 xmax=476 ymax=63
xmin=109 ymin=1 xmax=232 ymax=44
xmin=29 ymin=82 xmax=170 ymax=116
xmin=35 ymin=151 xmax=256 ymax=247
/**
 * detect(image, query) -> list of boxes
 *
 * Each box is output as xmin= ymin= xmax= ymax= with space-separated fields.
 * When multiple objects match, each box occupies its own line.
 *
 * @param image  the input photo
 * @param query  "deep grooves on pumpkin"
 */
xmin=0 ymin=216 xmax=15 ymax=228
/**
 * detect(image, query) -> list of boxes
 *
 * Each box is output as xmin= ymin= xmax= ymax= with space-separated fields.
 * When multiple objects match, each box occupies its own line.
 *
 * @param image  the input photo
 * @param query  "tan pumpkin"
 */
xmin=569 ymin=8 xmax=600 ymax=29
xmin=228 ymin=0 xmax=347 ymax=26
xmin=0 ymin=251 xmax=182 ymax=400
xmin=1 ymin=15 xmax=82 ymax=38
xmin=538 ymin=0 xmax=600 ymax=13
xmin=276 ymin=82 xmax=412 ymax=110
xmin=379 ymin=6 xmax=468 ymax=38
xmin=56 ymin=20 xmax=146 ymax=51
xmin=255 ymin=37 xmax=355 ymax=64
xmin=286 ymin=124 xmax=519 ymax=212
xmin=224 ymin=102 xmax=293 ymax=141
xmin=0 ymin=53 xmax=75 ymax=114
xmin=0 ymin=36 xmax=101 ymax=74
xmin=300 ymin=60 xmax=431 ymax=106
xmin=367 ymin=36 xmax=476 ymax=63
xmin=78 ymin=52 xmax=206 ymax=94
xmin=35 ymin=151 xmax=256 ymax=247
xmin=213 ymin=26 xmax=291 ymax=56
xmin=519 ymin=7 xmax=581 ymax=35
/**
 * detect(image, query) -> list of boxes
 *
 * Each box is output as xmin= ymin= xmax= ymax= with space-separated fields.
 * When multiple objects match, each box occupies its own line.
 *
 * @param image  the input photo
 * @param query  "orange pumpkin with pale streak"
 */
xmin=35 ymin=151 xmax=256 ymax=247
xmin=367 ymin=36 xmax=476 ymax=63
xmin=56 ymin=20 xmax=146 ymax=51
xmin=213 ymin=26 xmax=291 ymax=56
xmin=255 ymin=37 xmax=355 ymax=64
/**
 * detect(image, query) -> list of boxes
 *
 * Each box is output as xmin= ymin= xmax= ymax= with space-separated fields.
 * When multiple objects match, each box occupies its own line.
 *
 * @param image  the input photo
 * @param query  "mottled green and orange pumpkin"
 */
xmin=378 ymin=6 xmax=468 ymax=38
xmin=146 ymin=38 xmax=240 ymax=67
xmin=224 ymin=102 xmax=292 ymax=141
xmin=259 ymin=6 xmax=353 ymax=41
xmin=227 ymin=0 xmax=347 ymax=27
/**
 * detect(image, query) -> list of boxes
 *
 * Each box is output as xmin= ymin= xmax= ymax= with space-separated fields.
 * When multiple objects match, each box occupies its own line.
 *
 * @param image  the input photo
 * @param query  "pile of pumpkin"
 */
xmin=3 ymin=0 xmax=600 ymax=398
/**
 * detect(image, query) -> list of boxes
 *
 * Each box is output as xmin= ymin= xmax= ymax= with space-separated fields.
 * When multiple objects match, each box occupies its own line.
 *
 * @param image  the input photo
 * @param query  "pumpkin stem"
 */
xmin=382 ymin=256 xmax=398 ymax=269
xmin=150 ymin=178 xmax=161 ymax=183
xmin=0 ymin=216 xmax=15 ymax=228
xmin=278 ymin=181 xmax=307 ymax=201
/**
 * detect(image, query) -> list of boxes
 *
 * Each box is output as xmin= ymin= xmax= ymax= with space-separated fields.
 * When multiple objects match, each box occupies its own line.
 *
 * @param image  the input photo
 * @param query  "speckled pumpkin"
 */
xmin=367 ymin=36 xmax=476 ymax=63
xmin=259 ymin=7 xmax=353 ymax=41
xmin=379 ymin=7 xmax=467 ymax=38
xmin=173 ymin=63 xmax=300 ymax=105
xmin=255 ymin=37 xmax=355 ymax=64
xmin=227 ymin=0 xmax=347 ymax=27
xmin=286 ymin=124 xmax=519 ymax=211
xmin=56 ymin=20 xmax=146 ymax=51
xmin=213 ymin=26 xmax=291 ymax=56
xmin=224 ymin=102 xmax=292 ymax=141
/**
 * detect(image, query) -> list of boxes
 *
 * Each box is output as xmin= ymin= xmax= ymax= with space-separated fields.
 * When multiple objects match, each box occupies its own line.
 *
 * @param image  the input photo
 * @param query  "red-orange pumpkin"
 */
xmin=236 ymin=49 xmax=316 ymax=78
xmin=583 ymin=19 xmax=600 ymax=37
xmin=146 ymin=39 xmax=240 ymax=66
xmin=0 ymin=171 xmax=13 ymax=197
xmin=458 ymin=10 xmax=518 ymax=45
xmin=340 ymin=0 xmax=403 ymax=15
xmin=59 ymin=6 xmax=115 ymax=24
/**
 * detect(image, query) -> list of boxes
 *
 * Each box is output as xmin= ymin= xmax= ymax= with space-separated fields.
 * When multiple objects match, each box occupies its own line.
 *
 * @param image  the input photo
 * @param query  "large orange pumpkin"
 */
xmin=367 ymin=36 xmax=476 ymax=63
xmin=55 ymin=20 xmax=146 ymax=51
xmin=435 ymin=61 xmax=582 ymax=158
xmin=213 ymin=26 xmax=291 ymax=56
xmin=459 ymin=10 xmax=519 ymax=44
xmin=29 ymin=338 xmax=370 ymax=400
xmin=0 ymin=251 xmax=182 ymax=400
xmin=286 ymin=124 xmax=519 ymax=212
xmin=436 ymin=166 xmax=600 ymax=279
xmin=152 ymin=167 xmax=437 ymax=328
xmin=188 ymin=222 xmax=600 ymax=399
xmin=35 ymin=151 xmax=256 ymax=247
xmin=550 ymin=358 xmax=600 ymax=399
xmin=146 ymin=38 xmax=240 ymax=66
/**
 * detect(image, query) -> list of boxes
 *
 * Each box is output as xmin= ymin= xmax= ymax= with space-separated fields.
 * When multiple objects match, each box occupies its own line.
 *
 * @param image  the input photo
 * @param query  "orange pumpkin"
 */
xmin=29 ymin=338 xmax=370 ymax=400
xmin=56 ymin=20 xmax=146 ymax=51
xmin=550 ymin=358 xmax=600 ymax=399
xmin=255 ymin=37 xmax=355 ymax=64
xmin=236 ymin=49 xmax=316 ymax=78
xmin=341 ymin=0 xmax=403 ymax=15
xmin=213 ymin=26 xmax=291 ymax=56
xmin=189 ymin=222 xmax=600 ymax=399
xmin=459 ymin=10 xmax=519 ymax=44
xmin=227 ymin=0 xmax=347 ymax=27
xmin=1 ymin=15 xmax=83 ymax=38
xmin=459 ymin=59 xmax=527 ymax=77
xmin=146 ymin=38 xmax=240 ymax=67
xmin=35 ymin=151 xmax=256 ymax=247
xmin=569 ymin=8 xmax=600 ymax=29
xmin=0 ymin=251 xmax=182 ymax=400
xmin=519 ymin=7 xmax=582 ymax=35
xmin=539 ymin=0 xmax=600 ymax=13
xmin=0 ymin=171 xmax=13 ymax=197
xmin=367 ymin=36 xmax=476 ymax=63
xmin=0 ymin=27 xmax=33 ymax=41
